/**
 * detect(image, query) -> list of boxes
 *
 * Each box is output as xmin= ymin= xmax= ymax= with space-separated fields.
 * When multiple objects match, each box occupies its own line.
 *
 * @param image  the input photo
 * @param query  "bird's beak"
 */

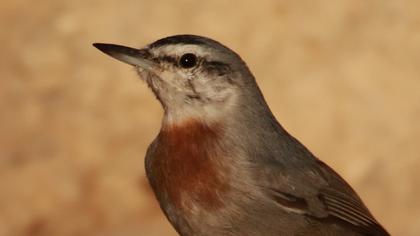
xmin=92 ymin=43 xmax=155 ymax=70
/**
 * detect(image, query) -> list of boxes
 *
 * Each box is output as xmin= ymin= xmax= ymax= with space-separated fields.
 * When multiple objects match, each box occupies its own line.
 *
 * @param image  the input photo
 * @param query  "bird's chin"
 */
xmin=135 ymin=67 xmax=149 ymax=81
xmin=136 ymin=69 xmax=165 ymax=103
xmin=135 ymin=68 xmax=154 ymax=86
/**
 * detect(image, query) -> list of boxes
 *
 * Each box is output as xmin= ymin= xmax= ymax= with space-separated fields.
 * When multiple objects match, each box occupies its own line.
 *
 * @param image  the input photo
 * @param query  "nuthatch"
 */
xmin=93 ymin=35 xmax=389 ymax=236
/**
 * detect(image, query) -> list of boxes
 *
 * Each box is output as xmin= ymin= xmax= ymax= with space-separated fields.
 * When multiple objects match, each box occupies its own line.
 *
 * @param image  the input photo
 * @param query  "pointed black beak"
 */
xmin=92 ymin=43 xmax=155 ymax=69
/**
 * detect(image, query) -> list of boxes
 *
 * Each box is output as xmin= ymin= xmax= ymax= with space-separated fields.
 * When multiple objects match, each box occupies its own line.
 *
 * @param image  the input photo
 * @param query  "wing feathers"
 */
xmin=323 ymin=194 xmax=376 ymax=226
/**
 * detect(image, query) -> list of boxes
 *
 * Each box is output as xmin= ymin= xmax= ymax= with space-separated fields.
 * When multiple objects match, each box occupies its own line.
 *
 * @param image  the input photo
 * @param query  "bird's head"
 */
xmin=94 ymin=35 xmax=262 ymax=125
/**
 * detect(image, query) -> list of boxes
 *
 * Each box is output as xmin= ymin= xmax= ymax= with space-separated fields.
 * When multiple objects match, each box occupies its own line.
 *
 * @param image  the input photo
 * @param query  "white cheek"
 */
xmin=158 ymin=70 xmax=188 ymax=93
xmin=193 ymin=78 xmax=226 ymax=99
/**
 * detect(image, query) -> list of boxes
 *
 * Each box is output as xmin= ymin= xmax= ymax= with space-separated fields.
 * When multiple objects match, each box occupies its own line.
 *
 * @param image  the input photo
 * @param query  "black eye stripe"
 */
xmin=154 ymin=55 xmax=231 ymax=74
xmin=159 ymin=56 xmax=178 ymax=64
xmin=204 ymin=61 xmax=230 ymax=69
xmin=202 ymin=61 xmax=231 ymax=75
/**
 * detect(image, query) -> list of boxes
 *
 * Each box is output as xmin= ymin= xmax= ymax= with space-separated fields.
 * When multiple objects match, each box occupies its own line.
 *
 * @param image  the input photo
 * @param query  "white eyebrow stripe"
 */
xmin=150 ymin=44 xmax=212 ymax=59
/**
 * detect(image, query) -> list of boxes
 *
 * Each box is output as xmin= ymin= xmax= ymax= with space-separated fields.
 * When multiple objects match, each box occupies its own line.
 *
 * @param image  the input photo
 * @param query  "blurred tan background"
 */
xmin=1 ymin=0 xmax=419 ymax=235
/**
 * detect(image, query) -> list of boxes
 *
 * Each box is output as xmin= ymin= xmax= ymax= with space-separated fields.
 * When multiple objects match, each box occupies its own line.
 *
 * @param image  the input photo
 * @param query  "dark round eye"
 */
xmin=179 ymin=53 xmax=197 ymax=68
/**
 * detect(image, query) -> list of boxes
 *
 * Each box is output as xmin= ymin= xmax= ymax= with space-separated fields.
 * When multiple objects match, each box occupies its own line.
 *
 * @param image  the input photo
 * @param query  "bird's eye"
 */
xmin=179 ymin=53 xmax=197 ymax=69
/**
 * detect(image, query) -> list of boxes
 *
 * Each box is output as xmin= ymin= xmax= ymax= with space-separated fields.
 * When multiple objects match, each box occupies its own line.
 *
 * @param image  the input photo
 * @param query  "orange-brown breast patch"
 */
xmin=151 ymin=120 xmax=229 ymax=212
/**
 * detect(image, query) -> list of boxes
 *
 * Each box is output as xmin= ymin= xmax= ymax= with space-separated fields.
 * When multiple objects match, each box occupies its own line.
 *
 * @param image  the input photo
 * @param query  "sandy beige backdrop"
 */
xmin=1 ymin=0 xmax=419 ymax=235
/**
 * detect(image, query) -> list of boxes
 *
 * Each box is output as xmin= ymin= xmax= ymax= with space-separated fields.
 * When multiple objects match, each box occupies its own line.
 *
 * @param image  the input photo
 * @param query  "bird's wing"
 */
xmin=257 ymin=158 xmax=389 ymax=235
xmin=315 ymin=160 xmax=385 ymax=231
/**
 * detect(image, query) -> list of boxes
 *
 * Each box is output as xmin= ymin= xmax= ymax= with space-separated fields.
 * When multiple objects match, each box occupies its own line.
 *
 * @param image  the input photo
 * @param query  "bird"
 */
xmin=93 ymin=35 xmax=390 ymax=236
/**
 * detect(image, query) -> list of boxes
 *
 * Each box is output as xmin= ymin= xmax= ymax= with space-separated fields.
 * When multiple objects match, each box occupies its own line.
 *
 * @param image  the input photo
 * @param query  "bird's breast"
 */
xmin=148 ymin=120 xmax=230 ymax=214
